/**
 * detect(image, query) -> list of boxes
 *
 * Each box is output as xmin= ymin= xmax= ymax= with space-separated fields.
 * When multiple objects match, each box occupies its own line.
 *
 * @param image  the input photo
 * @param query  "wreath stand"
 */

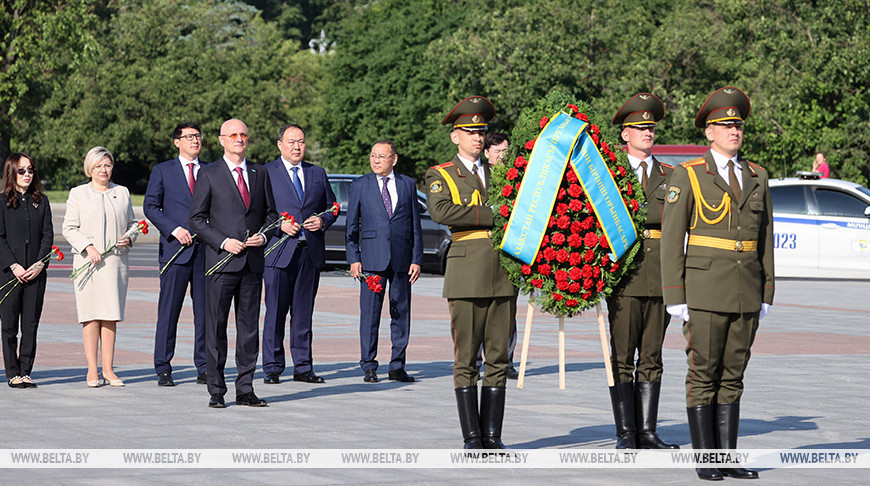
xmin=517 ymin=300 xmax=614 ymax=390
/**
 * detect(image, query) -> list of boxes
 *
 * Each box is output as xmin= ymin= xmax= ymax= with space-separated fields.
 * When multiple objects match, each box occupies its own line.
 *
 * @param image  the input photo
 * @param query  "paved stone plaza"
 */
xmin=1 ymin=244 xmax=868 ymax=484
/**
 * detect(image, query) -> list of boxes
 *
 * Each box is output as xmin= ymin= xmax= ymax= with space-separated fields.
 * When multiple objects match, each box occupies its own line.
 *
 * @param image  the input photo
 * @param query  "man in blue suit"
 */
xmin=144 ymin=122 xmax=208 ymax=387
xmin=346 ymin=140 xmax=424 ymax=383
xmin=261 ymin=124 xmax=338 ymax=385
xmin=189 ymin=118 xmax=282 ymax=408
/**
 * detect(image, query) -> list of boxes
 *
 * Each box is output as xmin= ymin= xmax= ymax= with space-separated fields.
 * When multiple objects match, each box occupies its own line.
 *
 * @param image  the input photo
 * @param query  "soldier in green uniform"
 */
xmin=606 ymin=93 xmax=678 ymax=450
xmin=661 ymin=87 xmax=774 ymax=480
xmin=425 ymin=96 xmax=516 ymax=449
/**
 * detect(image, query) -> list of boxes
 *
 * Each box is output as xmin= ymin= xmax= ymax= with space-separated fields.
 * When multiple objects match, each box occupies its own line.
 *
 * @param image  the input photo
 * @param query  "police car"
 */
xmin=770 ymin=172 xmax=870 ymax=278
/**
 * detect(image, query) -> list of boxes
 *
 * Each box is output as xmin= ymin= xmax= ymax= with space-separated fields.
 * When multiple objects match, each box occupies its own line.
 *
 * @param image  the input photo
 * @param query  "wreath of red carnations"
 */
xmin=489 ymin=90 xmax=646 ymax=317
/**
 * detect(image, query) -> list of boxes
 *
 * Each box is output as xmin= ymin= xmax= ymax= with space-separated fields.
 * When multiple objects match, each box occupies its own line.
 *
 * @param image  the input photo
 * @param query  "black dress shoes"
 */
xmin=236 ymin=392 xmax=267 ymax=407
xmin=363 ymin=370 xmax=378 ymax=383
xmin=196 ymin=372 xmax=208 ymax=385
xmin=157 ymin=371 xmax=175 ymax=387
xmin=208 ymin=394 xmax=226 ymax=408
xmin=388 ymin=369 xmax=415 ymax=382
xmin=506 ymin=366 xmax=519 ymax=380
xmin=264 ymin=372 xmax=281 ymax=384
xmin=293 ymin=371 xmax=325 ymax=383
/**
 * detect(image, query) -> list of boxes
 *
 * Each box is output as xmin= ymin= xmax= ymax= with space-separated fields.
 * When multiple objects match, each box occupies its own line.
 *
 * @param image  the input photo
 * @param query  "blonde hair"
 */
xmin=83 ymin=146 xmax=114 ymax=177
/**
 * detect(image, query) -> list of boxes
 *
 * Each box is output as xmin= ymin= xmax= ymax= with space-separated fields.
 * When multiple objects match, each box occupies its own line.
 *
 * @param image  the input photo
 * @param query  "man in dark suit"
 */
xmin=189 ymin=118 xmax=281 ymax=408
xmin=261 ymin=124 xmax=337 ymax=385
xmin=606 ymin=94 xmax=678 ymax=450
xmin=144 ymin=122 xmax=208 ymax=387
xmin=346 ymin=140 xmax=424 ymax=384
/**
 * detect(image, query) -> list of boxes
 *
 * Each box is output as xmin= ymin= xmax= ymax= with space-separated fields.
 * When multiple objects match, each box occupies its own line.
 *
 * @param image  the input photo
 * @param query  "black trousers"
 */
xmin=204 ymin=269 xmax=262 ymax=397
xmin=1 ymin=274 xmax=47 ymax=379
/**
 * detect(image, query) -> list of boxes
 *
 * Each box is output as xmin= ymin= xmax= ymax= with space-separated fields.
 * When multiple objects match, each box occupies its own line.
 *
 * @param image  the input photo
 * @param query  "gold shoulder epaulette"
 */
xmin=681 ymin=157 xmax=706 ymax=168
xmin=431 ymin=161 xmax=454 ymax=170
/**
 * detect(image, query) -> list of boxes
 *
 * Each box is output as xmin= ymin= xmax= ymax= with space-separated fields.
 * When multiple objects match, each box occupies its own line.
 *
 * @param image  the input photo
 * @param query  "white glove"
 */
xmin=759 ymin=303 xmax=771 ymax=320
xmin=666 ymin=303 xmax=690 ymax=322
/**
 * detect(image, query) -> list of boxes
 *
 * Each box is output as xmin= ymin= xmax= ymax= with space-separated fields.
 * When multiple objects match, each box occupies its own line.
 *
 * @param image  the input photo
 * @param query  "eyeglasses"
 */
xmin=369 ymin=154 xmax=395 ymax=161
xmin=220 ymin=133 xmax=248 ymax=140
xmin=94 ymin=164 xmax=113 ymax=172
xmin=283 ymin=139 xmax=305 ymax=145
xmin=16 ymin=168 xmax=35 ymax=175
xmin=176 ymin=133 xmax=202 ymax=142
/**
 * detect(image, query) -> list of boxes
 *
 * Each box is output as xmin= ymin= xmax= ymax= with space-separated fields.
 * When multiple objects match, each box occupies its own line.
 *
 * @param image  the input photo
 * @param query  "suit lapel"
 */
xmin=646 ymin=158 xmax=666 ymax=196
xmin=219 ymin=160 xmax=247 ymax=211
xmin=246 ymin=164 xmax=258 ymax=213
xmin=452 ymin=155 xmax=484 ymax=195
xmin=739 ymin=158 xmax=759 ymax=208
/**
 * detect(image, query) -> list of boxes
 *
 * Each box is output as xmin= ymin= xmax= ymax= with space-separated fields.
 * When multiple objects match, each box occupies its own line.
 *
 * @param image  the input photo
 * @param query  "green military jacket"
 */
xmin=617 ymin=157 xmax=673 ymax=297
xmin=425 ymin=155 xmax=515 ymax=299
xmin=661 ymin=151 xmax=775 ymax=313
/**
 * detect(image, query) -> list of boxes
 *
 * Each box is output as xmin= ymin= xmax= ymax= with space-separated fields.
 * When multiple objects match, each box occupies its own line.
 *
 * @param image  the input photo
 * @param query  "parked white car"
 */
xmin=770 ymin=173 xmax=870 ymax=278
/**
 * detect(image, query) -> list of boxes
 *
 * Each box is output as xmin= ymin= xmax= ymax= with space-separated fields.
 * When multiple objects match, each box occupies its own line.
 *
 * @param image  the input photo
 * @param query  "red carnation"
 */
xmin=551 ymin=232 xmax=566 ymax=246
xmin=617 ymin=166 xmax=626 ymax=177
xmin=538 ymin=264 xmax=552 ymax=276
xmin=556 ymin=249 xmax=569 ymax=262
xmin=582 ymin=292 xmax=592 ymax=300
xmin=566 ymin=299 xmax=578 ymax=308
xmin=577 ymin=113 xmax=589 ymax=122
xmin=568 ymin=282 xmax=581 ymax=293
xmin=548 ymin=215 xmax=557 ymax=228
xmin=566 ymin=170 xmax=578 ymax=183
xmin=599 ymin=237 xmax=609 ymax=250
xmin=541 ymin=234 xmax=550 ymax=246
xmin=601 ymin=141 xmax=609 ymax=152
xmin=584 ymin=232 xmax=598 ymax=247
xmin=570 ymin=221 xmax=584 ymax=234
xmin=500 ymin=205 xmax=510 ymax=217
xmin=520 ymin=264 xmax=532 ymax=275
xmin=567 ymin=104 xmax=580 ymax=113
xmin=580 ymin=216 xmax=594 ymax=230
xmin=553 ymin=293 xmax=564 ymax=301
xmin=507 ymin=168 xmax=519 ymax=181
xmin=581 ymin=265 xmax=593 ymax=279
xmin=583 ymin=278 xmax=594 ymax=290
xmin=591 ymin=133 xmax=599 ymax=145
xmin=556 ymin=202 xmax=568 ymax=215
xmin=590 ymin=124 xmax=599 ymax=135
xmin=525 ymin=139 xmax=536 ymax=150
xmin=596 ymin=280 xmax=606 ymax=292
xmin=601 ymin=254 xmax=610 ymax=266
xmin=610 ymin=261 xmax=620 ymax=272
xmin=536 ymin=252 xmax=544 ymax=263
xmin=584 ymin=249 xmax=595 ymax=263
xmin=593 ymin=266 xmax=601 ymax=278
xmin=543 ymin=248 xmax=557 ymax=261
xmin=585 ymin=201 xmax=593 ymax=212
xmin=555 ymin=269 xmax=569 ymax=282
xmin=569 ymin=252 xmax=583 ymax=266
xmin=568 ymin=233 xmax=582 ymax=248
xmin=514 ymin=156 xmax=527 ymax=169
xmin=531 ymin=279 xmax=543 ymax=288
xmin=569 ymin=267 xmax=582 ymax=281
xmin=557 ymin=188 xmax=567 ymax=201
xmin=556 ymin=280 xmax=569 ymax=291
xmin=556 ymin=215 xmax=571 ymax=230
xmin=539 ymin=116 xmax=549 ymax=128
xmin=502 ymin=185 xmax=513 ymax=197
xmin=631 ymin=199 xmax=640 ymax=212
xmin=609 ymin=151 xmax=617 ymax=163
xmin=569 ymin=199 xmax=583 ymax=212
xmin=626 ymin=182 xmax=633 ymax=196
xmin=567 ymin=184 xmax=583 ymax=198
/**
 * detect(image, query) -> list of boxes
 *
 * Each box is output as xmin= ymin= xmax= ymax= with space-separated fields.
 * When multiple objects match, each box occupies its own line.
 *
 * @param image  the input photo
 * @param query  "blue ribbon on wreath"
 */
xmin=501 ymin=112 xmax=637 ymax=264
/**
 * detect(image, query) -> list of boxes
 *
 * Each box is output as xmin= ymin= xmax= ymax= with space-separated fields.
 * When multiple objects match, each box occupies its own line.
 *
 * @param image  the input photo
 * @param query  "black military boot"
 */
xmin=635 ymin=381 xmax=679 ymax=449
xmin=687 ymin=405 xmax=724 ymax=481
xmin=480 ymin=386 xmax=507 ymax=449
xmin=455 ymin=387 xmax=483 ymax=449
xmin=609 ymin=382 xmax=637 ymax=448
xmin=716 ymin=403 xmax=759 ymax=479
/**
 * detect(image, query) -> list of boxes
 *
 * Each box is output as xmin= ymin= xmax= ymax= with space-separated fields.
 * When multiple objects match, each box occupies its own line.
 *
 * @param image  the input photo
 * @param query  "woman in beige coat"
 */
xmin=62 ymin=147 xmax=137 ymax=387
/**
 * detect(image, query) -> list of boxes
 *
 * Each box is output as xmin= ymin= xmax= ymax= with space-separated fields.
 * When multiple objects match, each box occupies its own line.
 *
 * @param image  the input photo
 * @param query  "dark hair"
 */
xmin=484 ymin=132 xmax=510 ymax=150
xmin=172 ymin=122 xmax=201 ymax=139
xmin=4 ymin=152 xmax=44 ymax=209
xmin=278 ymin=124 xmax=306 ymax=140
xmin=371 ymin=139 xmax=397 ymax=155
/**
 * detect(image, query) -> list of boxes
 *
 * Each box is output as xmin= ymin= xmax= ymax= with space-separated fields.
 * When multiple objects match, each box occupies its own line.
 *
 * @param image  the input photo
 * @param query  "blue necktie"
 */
xmin=291 ymin=166 xmax=304 ymax=202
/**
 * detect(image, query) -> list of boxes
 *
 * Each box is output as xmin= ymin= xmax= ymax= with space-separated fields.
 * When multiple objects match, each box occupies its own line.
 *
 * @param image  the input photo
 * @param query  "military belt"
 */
xmin=451 ymin=229 xmax=492 ymax=242
xmin=688 ymin=235 xmax=757 ymax=252
xmin=643 ymin=229 xmax=662 ymax=239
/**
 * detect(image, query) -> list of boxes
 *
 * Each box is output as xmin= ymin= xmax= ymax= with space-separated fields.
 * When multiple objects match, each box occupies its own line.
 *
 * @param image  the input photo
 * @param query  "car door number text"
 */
xmin=774 ymin=233 xmax=797 ymax=249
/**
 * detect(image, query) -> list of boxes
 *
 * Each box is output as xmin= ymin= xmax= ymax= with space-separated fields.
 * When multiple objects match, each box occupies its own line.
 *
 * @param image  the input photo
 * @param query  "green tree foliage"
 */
xmin=21 ymin=0 xmax=325 ymax=190
xmin=0 ymin=0 xmax=99 ymax=162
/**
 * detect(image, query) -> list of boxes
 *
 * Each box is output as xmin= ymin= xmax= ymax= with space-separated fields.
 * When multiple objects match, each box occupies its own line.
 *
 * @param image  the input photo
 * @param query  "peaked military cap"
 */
xmin=442 ymin=96 xmax=494 ymax=132
xmin=612 ymin=92 xmax=664 ymax=128
xmin=695 ymin=86 xmax=751 ymax=128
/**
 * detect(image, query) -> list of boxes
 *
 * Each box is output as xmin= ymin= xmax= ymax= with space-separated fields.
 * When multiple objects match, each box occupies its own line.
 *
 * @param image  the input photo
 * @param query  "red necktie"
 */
xmin=235 ymin=167 xmax=250 ymax=208
xmin=187 ymin=163 xmax=195 ymax=194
